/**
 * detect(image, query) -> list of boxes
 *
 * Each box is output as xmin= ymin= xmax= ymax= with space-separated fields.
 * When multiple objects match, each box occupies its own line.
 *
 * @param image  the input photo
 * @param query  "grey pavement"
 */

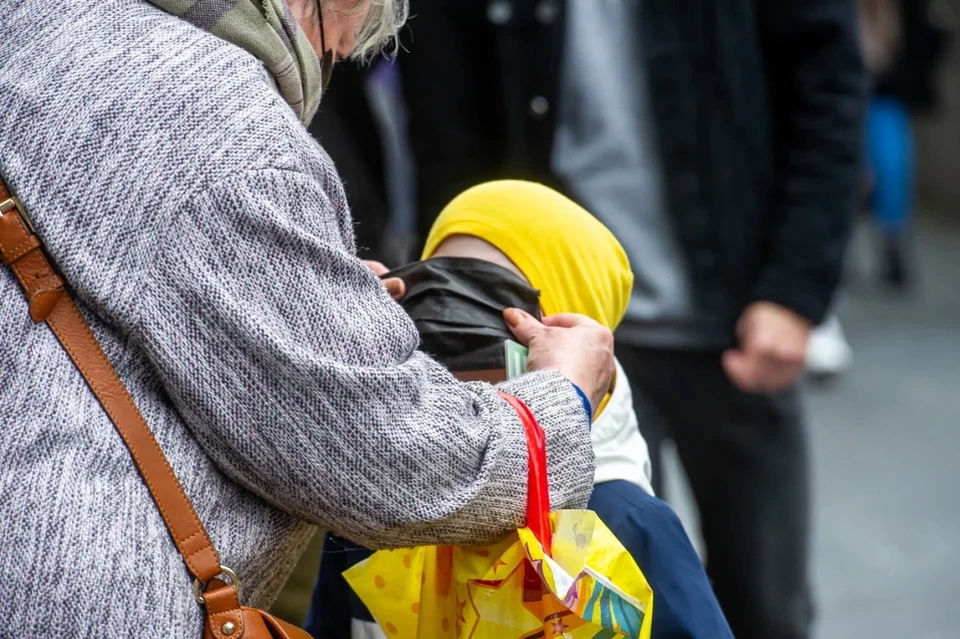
xmin=665 ymin=216 xmax=960 ymax=638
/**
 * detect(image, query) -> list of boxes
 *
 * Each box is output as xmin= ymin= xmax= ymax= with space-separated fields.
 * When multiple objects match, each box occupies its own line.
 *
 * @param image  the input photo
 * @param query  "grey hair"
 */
xmin=322 ymin=0 xmax=409 ymax=62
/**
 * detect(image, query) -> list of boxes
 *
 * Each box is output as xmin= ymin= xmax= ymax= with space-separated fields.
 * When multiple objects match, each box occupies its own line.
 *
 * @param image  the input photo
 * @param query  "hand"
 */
xmin=722 ymin=301 xmax=812 ymax=393
xmin=362 ymin=260 xmax=405 ymax=300
xmin=504 ymin=308 xmax=615 ymax=412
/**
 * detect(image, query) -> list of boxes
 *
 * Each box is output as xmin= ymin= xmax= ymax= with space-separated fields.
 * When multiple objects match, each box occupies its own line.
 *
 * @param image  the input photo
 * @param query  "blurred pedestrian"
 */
xmin=315 ymin=1 xmax=868 ymax=637
xmin=806 ymin=0 xmax=955 ymax=379
xmin=858 ymin=0 xmax=954 ymax=288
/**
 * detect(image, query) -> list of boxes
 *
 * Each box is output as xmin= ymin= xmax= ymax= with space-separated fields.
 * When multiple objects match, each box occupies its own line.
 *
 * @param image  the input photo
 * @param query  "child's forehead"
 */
xmin=428 ymin=235 xmax=530 ymax=285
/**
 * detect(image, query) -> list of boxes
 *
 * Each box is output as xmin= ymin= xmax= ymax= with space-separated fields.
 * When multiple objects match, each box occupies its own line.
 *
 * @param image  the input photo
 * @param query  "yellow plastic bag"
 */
xmin=344 ymin=393 xmax=653 ymax=639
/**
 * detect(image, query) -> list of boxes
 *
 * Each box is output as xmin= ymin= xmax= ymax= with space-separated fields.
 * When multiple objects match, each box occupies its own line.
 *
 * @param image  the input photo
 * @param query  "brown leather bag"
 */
xmin=0 ymin=180 xmax=312 ymax=639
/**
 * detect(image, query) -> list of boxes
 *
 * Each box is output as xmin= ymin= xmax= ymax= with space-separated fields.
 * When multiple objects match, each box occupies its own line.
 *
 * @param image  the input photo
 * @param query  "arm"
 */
xmin=136 ymin=168 xmax=595 ymax=549
xmin=754 ymin=0 xmax=869 ymax=324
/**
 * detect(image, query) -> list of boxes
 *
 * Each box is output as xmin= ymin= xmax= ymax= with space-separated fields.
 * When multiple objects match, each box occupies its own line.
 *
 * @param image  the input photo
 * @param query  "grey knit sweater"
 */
xmin=0 ymin=1 xmax=594 ymax=635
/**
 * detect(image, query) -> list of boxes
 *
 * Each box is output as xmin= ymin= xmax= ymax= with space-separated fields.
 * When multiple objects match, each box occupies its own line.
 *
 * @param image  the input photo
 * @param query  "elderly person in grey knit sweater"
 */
xmin=0 ymin=0 xmax=615 ymax=635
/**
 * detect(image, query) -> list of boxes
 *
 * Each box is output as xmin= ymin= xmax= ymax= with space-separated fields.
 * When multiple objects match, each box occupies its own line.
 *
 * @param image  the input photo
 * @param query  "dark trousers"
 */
xmin=617 ymin=344 xmax=814 ymax=639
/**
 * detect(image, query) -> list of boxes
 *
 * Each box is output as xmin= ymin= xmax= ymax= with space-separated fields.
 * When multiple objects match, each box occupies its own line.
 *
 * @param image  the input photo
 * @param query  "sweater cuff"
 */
xmin=496 ymin=371 xmax=595 ymax=512
xmin=570 ymin=383 xmax=593 ymax=424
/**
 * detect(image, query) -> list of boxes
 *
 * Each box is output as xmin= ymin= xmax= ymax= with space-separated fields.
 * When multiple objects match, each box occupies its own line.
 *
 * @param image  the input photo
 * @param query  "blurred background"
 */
xmin=306 ymin=1 xmax=960 ymax=636
xmin=917 ymin=1 xmax=960 ymax=212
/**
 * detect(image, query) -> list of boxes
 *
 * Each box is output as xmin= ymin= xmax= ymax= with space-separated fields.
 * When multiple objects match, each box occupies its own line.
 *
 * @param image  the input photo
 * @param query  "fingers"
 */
xmin=722 ymin=349 xmax=765 ymax=393
xmin=543 ymin=314 xmax=614 ymax=356
xmin=726 ymin=301 xmax=810 ymax=393
xmin=723 ymin=346 xmax=805 ymax=393
xmin=383 ymin=277 xmax=405 ymax=301
xmin=362 ymin=260 xmax=390 ymax=276
xmin=540 ymin=313 xmax=614 ymax=359
xmin=749 ymin=331 xmax=805 ymax=391
xmin=504 ymin=308 xmax=545 ymax=346
xmin=541 ymin=313 xmax=603 ymax=329
xmin=359 ymin=260 xmax=405 ymax=300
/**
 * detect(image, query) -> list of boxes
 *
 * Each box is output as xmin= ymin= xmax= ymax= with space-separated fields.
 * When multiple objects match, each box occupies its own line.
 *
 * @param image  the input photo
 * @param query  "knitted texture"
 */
xmin=145 ymin=0 xmax=323 ymax=123
xmin=0 ymin=1 xmax=594 ymax=635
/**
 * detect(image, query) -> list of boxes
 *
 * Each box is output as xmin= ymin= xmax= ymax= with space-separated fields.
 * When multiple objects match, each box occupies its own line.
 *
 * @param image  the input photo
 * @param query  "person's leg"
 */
xmin=629 ymin=349 xmax=813 ymax=639
xmin=615 ymin=342 xmax=671 ymax=495
xmin=867 ymin=95 xmax=916 ymax=287
xmin=268 ymin=530 xmax=325 ymax=627
xmin=589 ymin=481 xmax=734 ymax=639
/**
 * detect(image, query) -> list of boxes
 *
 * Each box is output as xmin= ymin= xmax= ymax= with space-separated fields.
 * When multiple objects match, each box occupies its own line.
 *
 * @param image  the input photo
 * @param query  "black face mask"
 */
xmin=385 ymin=257 xmax=542 ymax=376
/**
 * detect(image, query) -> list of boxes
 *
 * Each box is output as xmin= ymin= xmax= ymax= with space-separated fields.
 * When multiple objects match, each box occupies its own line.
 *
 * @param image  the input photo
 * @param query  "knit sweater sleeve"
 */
xmin=134 ymin=167 xmax=594 ymax=549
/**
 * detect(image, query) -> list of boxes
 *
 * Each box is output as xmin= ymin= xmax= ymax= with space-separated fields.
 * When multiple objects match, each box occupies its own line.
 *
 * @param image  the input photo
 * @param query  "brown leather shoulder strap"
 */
xmin=0 ymin=181 xmax=221 ymax=585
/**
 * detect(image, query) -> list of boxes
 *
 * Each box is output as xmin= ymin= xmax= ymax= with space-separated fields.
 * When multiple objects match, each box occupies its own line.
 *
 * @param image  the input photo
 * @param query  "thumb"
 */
xmin=383 ymin=277 xmax=405 ymax=301
xmin=363 ymin=260 xmax=390 ymax=276
xmin=722 ymin=349 xmax=749 ymax=386
xmin=723 ymin=349 xmax=764 ymax=392
xmin=504 ymin=308 xmax=545 ymax=346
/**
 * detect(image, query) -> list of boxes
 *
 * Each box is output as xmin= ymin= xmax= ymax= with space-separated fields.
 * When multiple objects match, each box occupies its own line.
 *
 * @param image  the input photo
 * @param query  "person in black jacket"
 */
xmin=310 ymin=2 xmax=867 ymax=637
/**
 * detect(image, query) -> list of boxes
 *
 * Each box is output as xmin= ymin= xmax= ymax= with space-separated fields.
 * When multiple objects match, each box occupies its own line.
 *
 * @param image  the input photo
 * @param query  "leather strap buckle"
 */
xmin=193 ymin=565 xmax=241 ymax=604
xmin=0 ymin=196 xmax=35 ymax=234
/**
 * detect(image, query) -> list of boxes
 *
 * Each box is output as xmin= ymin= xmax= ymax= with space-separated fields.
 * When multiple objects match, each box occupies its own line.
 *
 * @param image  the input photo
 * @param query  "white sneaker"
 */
xmin=806 ymin=315 xmax=853 ymax=378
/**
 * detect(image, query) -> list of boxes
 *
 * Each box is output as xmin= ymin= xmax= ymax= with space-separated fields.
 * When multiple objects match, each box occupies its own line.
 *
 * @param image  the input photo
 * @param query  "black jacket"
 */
xmin=313 ymin=0 xmax=868 ymax=342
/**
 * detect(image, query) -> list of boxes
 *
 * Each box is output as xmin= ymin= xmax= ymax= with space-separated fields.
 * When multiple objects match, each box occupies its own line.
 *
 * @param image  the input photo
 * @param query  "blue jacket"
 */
xmin=588 ymin=480 xmax=734 ymax=639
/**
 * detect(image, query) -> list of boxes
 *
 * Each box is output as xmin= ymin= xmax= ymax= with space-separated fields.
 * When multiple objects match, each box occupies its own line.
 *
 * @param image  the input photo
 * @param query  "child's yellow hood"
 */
xmin=422 ymin=180 xmax=634 ymax=332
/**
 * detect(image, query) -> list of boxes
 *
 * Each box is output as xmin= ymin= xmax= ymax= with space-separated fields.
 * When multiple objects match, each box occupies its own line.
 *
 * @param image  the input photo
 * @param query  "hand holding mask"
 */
xmin=503 ymin=309 xmax=614 ymax=413
xmin=386 ymin=257 xmax=614 ymax=412
xmin=362 ymin=260 xmax=405 ymax=300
